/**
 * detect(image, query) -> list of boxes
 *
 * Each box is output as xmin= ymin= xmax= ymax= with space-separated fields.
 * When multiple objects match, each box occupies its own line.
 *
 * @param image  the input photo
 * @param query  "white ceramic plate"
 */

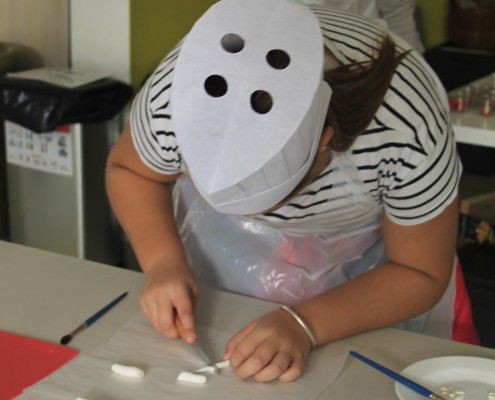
xmin=395 ymin=356 xmax=495 ymax=400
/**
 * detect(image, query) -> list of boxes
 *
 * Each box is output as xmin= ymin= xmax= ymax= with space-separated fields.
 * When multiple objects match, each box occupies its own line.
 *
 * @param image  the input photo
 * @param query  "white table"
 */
xmin=1 ymin=240 xmax=495 ymax=399
xmin=451 ymin=74 xmax=495 ymax=149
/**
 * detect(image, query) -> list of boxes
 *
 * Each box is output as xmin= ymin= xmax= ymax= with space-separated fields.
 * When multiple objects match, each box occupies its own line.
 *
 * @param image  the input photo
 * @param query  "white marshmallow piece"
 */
xmin=438 ymin=385 xmax=465 ymax=400
xmin=194 ymin=360 xmax=230 ymax=373
xmin=177 ymin=371 xmax=208 ymax=384
xmin=110 ymin=363 xmax=145 ymax=379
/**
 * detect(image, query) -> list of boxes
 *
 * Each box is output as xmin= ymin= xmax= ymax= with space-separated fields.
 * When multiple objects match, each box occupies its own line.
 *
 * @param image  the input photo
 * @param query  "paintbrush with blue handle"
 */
xmin=349 ymin=351 xmax=447 ymax=400
xmin=60 ymin=291 xmax=128 ymax=345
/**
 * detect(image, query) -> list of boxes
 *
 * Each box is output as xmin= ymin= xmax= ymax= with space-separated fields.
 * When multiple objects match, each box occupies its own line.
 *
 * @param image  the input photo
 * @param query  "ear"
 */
xmin=319 ymin=126 xmax=334 ymax=150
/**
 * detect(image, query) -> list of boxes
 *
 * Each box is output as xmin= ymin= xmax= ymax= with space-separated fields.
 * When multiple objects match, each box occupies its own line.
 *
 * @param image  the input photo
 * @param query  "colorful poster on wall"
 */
xmin=5 ymin=121 xmax=73 ymax=176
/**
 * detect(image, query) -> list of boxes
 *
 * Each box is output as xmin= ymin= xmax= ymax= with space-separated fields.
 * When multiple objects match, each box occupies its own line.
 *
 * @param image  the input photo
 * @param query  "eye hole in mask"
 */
xmin=266 ymin=49 xmax=290 ymax=70
xmin=221 ymin=33 xmax=245 ymax=53
xmin=204 ymin=75 xmax=228 ymax=97
xmin=251 ymin=90 xmax=273 ymax=114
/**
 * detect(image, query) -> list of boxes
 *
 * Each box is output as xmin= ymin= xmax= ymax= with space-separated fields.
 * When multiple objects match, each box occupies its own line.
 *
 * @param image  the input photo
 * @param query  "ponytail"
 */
xmin=325 ymin=35 xmax=410 ymax=151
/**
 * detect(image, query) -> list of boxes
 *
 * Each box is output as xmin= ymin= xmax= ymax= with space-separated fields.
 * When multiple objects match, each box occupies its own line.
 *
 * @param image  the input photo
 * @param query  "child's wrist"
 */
xmin=280 ymin=305 xmax=317 ymax=348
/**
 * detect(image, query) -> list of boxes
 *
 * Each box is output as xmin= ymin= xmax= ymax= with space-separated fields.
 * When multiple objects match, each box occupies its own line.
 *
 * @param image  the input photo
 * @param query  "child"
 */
xmin=106 ymin=0 xmax=478 ymax=383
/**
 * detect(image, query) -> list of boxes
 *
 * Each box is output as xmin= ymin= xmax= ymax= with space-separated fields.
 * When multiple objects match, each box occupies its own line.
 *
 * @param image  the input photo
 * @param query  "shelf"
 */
xmin=450 ymin=74 xmax=495 ymax=149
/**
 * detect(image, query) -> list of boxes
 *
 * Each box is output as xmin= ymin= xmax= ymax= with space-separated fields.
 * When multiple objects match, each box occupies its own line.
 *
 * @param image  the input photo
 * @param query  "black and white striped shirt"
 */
xmin=130 ymin=6 xmax=461 ymax=236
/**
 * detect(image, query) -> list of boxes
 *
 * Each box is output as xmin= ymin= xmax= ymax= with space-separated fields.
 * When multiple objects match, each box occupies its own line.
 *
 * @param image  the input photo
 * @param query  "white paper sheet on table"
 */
xmin=19 ymin=312 xmax=347 ymax=400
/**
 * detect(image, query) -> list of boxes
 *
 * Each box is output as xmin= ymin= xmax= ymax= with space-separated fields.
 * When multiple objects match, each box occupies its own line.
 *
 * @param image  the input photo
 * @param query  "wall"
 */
xmin=70 ymin=0 xmax=131 ymax=84
xmin=0 ymin=0 xmax=451 ymax=85
xmin=130 ymin=0 xmax=217 ymax=91
xmin=416 ymin=0 xmax=449 ymax=49
xmin=70 ymin=0 xmax=217 ymax=91
xmin=0 ymin=0 xmax=69 ymax=68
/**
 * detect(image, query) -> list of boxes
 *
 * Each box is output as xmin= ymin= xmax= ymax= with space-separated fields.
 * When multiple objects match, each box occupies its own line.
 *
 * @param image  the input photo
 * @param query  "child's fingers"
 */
xmin=174 ymin=309 xmax=196 ymax=344
xmin=254 ymin=351 xmax=293 ymax=382
xmin=234 ymin=340 xmax=277 ymax=378
xmin=140 ymin=291 xmax=170 ymax=335
xmin=278 ymin=356 xmax=305 ymax=382
xmin=223 ymin=322 xmax=256 ymax=362
xmin=228 ymin=330 xmax=305 ymax=382
xmin=224 ymin=310 xmax=311 ymax=382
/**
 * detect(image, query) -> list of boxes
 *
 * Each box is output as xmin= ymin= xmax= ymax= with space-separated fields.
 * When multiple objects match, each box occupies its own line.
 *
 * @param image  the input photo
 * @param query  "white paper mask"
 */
xmin=172 ymin=0 xmax=331 ymax=215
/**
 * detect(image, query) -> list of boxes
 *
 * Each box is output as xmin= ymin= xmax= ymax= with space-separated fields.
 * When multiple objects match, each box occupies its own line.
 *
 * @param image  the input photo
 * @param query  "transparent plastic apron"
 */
xmin=173 ymin=151 xmax=456 ymax=339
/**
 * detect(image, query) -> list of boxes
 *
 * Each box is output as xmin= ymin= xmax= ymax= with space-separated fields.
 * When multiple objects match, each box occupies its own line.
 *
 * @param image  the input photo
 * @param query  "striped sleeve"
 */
xmin=372 ymin=52 xmax=462 ymax=225
xmin=381 ymin=124 xmax=461 ymax=226
xmin=312 ymin=6 xmax=461 ymax=226
xmin=129 ymin=42 xmax=183 ymax=175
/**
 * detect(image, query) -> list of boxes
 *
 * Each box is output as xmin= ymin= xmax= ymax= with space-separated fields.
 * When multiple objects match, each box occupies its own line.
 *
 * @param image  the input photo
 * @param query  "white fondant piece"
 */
xmin=177 ymin=371 xmax=208 ymax=384
xmin=194 ymin=360 xmax=230 ymax=373
xmin=110 ymin=363 xmax=145 ymax=379
xmin=438 ymin=385 xmax=466 ymax=400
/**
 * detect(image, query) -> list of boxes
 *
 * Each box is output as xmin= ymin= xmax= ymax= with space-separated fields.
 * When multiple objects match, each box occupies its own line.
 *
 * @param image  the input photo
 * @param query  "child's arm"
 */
xmin=224 ymin=196 xmax=459 ymax=382
xmin=105 ymin=124 xmax=198 ymax=344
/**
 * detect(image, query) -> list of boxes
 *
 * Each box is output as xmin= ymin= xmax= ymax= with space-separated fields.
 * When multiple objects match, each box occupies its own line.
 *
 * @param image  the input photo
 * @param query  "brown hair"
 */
xmin=262 ymin=34 xmax=410 ymax=213
xmin=325 ymin=34 xmax=410 ymax=151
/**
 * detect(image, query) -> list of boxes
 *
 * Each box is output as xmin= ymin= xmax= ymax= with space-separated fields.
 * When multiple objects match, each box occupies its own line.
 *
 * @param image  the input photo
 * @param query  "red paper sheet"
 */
xmin=0 ymin=331 xmax=79 ymax=400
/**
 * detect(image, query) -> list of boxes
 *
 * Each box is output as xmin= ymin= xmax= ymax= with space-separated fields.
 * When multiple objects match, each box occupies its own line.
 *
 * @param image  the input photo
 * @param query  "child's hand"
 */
xmin=140 ymin=260 xmax=198 ymax=343
xmin=223 ymin=309 xmax=313 ymax=382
